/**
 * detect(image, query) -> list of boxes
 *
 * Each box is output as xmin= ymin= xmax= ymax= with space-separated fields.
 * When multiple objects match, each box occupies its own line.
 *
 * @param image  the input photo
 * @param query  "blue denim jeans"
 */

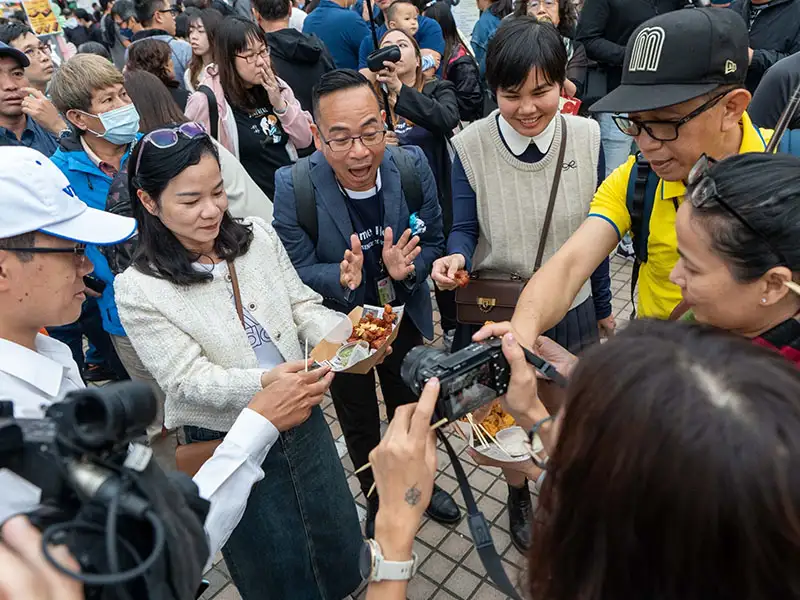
xmin=184 ymin=406 xmax=362 ymax=600
xmin=597 ymin=113 xmax=634 ymax=177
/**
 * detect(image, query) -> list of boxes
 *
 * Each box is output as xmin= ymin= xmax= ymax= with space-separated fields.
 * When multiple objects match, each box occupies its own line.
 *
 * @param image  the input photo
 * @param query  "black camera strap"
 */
xmin=436 ymin=429 xmax=523 ymax=600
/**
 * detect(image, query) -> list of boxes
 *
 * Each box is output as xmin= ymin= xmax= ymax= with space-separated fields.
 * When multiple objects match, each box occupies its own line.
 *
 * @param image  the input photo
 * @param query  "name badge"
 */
xmin=377 ymin=276 xmax=396 ymax=305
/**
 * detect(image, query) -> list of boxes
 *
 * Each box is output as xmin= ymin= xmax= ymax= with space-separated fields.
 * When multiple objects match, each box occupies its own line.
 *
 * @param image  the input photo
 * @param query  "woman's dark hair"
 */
xmin=423 ymin=1 xmax=460 ymax=78
xmin=485 ymin=16 xmax=566 ymax=93
xmin=530 ymin=319 xmax=800 ymax=600
xmin=214 ymin=16 xmax=271 ymax=110
xmin=487 ymin=0 xmax=512 ymax=18
xmin=686 ymin=152 xmax=800 ymax=283
xmin=175 ymin=11 xmax=190 ymax=39
xmin=186 ymin=7 xmax=223 ymax=89
xmin=124 ymin=70 xmax=188 ymax=132
xmin=128 ymin=134 xmax=253 ymax=285
xmin=126 ymin=38 xmax=178 ymax=88
xmin=513 ymin=0 xmax=576 ymax=37
xmin=77 ymin=40 xmax=112 ymax=60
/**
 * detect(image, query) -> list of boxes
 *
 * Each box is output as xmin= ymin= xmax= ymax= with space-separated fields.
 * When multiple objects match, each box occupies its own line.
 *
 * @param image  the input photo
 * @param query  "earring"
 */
xmin=761 ymin=298 xmax=768 ymax=304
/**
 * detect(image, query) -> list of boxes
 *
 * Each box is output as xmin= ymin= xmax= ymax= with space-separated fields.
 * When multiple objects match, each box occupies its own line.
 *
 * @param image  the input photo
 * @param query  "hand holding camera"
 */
xmin=376 ymin=60 xmax=403 ymax=96
xmin=253 ymin=361 xmax=334 ymax=432
xmin=0 ymin=516 xmax=83 ymax=600
xmin=431 ymin=254 xmax=466 ymax=290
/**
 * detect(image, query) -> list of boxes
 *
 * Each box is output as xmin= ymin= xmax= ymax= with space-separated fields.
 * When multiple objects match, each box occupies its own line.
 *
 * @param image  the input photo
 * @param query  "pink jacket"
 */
xmin=184 ymin=63 xmax=313 ymax=160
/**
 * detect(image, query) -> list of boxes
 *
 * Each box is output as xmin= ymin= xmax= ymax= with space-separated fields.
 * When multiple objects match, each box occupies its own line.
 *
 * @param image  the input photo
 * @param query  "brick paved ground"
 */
xmin=201 ymin=255 xmax=636 ymax=600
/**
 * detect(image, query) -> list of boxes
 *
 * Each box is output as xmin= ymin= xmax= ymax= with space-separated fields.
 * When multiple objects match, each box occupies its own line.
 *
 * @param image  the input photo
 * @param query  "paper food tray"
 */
xmin=310 ymin=305 xmax=404 ymax=375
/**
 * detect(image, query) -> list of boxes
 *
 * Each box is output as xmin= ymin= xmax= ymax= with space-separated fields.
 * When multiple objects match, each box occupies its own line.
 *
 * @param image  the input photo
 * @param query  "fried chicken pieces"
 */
xmin=453 ymin=270 xmax=470 ymax=288
xmin=347 ymin=305 xmax=397 ymax=349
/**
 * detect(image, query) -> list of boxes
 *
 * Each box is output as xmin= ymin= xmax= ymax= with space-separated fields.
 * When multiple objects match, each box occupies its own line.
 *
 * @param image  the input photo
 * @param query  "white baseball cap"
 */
xmin=0 ymin=147 xmax=137 ymax=245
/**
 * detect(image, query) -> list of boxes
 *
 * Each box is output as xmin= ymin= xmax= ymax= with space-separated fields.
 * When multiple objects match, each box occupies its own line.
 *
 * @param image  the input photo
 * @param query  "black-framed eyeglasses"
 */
xmin=235 ymin=46 xmax=270 ymax=63
xmin=319 ymin=130 xmax=387 ymax=153
xmin=157 ymin=6 xmax=181 ymax=15
xmin=612 ymin=91 xmax=730 ymax=142
xmin=687 ymin=154 xmax=790 ymax=267
xmin=3 ymin=244 xmax=87 ymax=256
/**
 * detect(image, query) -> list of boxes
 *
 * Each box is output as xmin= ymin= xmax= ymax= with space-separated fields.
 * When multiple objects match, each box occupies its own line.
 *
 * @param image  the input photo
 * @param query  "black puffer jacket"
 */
xmin=445 ymin=52 xmax=485 ymax=122
xmin=267 ymin=28 xmax=336 ymax=113
xmin=730 ymin=0 xmax=800 ymax=92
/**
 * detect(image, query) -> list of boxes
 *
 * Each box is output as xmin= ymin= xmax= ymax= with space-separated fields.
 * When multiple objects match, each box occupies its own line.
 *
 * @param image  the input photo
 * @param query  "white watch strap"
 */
xmin=371 ymin=540 xmax=418 ymax=581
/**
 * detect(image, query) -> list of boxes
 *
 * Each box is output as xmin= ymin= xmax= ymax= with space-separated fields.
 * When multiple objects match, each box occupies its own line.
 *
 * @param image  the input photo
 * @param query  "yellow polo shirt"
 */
xmin=588 ymin=112 xmax=772 ymax=319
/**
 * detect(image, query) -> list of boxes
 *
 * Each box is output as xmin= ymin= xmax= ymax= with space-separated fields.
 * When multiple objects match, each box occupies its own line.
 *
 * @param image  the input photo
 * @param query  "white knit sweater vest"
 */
xmin=451 ymin=112 xmax=601 ymax=309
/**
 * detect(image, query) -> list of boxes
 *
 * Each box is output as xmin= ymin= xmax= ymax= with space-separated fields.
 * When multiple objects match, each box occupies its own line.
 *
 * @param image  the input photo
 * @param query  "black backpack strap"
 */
xmin=625 ymin=153 xmax=658 ymax=319
xmin=197 ymin=85 xmax=218 ymax=141
xmin=291 ymin=156 xmax=317 ymax=244
xmin=389 ymin=146 xmax=423 ymax=214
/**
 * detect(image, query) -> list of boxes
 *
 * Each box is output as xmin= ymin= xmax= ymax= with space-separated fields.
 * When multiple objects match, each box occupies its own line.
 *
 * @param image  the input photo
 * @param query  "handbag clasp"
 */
xmin=477 ymin=297 xmax=496 ymax=313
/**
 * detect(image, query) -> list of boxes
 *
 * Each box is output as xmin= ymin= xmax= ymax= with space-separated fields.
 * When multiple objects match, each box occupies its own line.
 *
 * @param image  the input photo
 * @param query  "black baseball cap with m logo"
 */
xmin=590 ymin=8 xmax=749 ymax=113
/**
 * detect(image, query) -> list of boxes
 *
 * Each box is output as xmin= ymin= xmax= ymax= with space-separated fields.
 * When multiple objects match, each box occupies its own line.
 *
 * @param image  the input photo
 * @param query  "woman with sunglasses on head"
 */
xmin=363 ymin=320 xmax=800 ymax=600
xmin=513 ymin=0 xmax=585 ymax=99
xmin=185 ymin=16 xmax=313 ymax=199
xmin=114 ymin=128 xmax=363 ymax=600
xmin=669 ymin=152 xmax=800 ymax=364
xmin=431 ymin=17 xmax=612 ymax=552
xmin=184 ymin=7 xmax=222 ymax=92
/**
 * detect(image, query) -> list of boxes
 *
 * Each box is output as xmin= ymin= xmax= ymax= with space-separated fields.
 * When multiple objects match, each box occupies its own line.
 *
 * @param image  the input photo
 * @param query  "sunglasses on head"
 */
xmin=134 ymin=122 xmax=208 ymax=178
xmin=687 ymin=154 xmax=790 ymax=268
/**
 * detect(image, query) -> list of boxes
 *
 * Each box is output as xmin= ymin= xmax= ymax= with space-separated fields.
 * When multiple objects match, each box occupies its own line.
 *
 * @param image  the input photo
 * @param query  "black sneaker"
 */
xmin=82 ymin=363 xmax=120 ymax=382
xmin=507 ymin=481 xmax=533 ymax=553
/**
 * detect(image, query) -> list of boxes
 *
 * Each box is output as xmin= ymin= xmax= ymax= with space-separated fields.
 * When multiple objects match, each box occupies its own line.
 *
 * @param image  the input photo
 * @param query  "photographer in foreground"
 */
xmin=365 ymin=321 xmax=800 ymax=599
xmin=0 ymin=146 xmax=333 ymax=596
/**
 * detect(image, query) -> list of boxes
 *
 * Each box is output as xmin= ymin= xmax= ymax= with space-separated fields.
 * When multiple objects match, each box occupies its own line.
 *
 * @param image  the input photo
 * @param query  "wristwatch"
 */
xmin=359 ymin=538 xmax=418 ymax=582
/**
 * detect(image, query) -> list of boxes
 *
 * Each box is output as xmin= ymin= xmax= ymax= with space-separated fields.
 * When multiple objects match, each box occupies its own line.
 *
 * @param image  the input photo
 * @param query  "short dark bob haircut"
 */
xmin=213 ymin=16 xmax=272 ymax=111
xmin=485 ymin=16 xmax=566 ymax=93
xmin=128 ymin=132 xmax=253 ymax=286
xmin=530 ymin=319 xmax=800 ymax=600
xmin=686 ymin=152 xmax=800 ymax=282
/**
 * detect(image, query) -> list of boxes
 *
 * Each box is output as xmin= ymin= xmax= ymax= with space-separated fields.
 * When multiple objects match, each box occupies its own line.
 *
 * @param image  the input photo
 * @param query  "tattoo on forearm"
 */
xmin=404 ymin=485 xmax=421 ymax=506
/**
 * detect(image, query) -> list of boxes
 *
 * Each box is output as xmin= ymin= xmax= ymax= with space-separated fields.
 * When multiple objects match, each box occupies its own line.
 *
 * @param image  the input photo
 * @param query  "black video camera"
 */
xmin=401 ymin=338 xmax=511 ymax=422
xmin=367 ymin=44 xmax=401 ymax=72
xmin=0 ymin=383 xmax=210 ymax=600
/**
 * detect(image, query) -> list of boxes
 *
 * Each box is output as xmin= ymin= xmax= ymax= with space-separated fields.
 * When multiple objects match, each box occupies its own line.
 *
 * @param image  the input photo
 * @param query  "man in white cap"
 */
xmin=0 ymin=146 xmax=335 ymax=576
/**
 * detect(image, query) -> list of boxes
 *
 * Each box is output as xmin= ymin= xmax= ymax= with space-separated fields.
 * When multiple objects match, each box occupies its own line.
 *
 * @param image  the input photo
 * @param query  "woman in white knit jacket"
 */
xmin=431 ymin=17 xmax=613 ymax=556
xmin=114 ymin=128 xmax=363 ymax=600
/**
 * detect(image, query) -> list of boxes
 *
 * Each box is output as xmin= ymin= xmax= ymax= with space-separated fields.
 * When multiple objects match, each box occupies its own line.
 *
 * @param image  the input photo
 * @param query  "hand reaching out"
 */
xmin=382 ymin=227 xmax=420 ymax=281
xmin=340 ymin=233 xmax=364 ymax=290
xmin=431 ymin=254 xmax=466 ymax=290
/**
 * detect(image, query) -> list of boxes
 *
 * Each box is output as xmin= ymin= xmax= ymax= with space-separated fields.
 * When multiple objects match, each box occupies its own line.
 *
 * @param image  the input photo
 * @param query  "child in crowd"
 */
xmin=386 ymin=0 xmax=419 ymax=37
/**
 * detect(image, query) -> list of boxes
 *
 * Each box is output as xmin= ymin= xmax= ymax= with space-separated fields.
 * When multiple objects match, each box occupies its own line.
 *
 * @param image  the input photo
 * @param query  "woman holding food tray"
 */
xmin=114 ymin=126 xmax=363 ymax=600
xmin=431 ymin=17 xmax=612 ymax=554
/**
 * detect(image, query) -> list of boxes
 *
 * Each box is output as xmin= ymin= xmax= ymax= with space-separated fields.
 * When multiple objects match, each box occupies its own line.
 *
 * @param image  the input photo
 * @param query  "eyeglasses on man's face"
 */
xmin=2 ymin=243 xmax=87 ymax=259
xmin=236 ymin=46 xmax=270 ymax=64
xmin=319 ymin=130 xmax=387 ymax=153
xmin=612 ymin=91 xmax=730 ymax=142
xmin=157 ymin=5 xmax=181 ymax=16
xmin=22 ymin=44 xmax=51 ymax=59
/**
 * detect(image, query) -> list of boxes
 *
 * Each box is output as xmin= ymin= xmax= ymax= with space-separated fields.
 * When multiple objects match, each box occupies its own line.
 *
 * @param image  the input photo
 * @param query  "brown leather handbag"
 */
xmin=175 ymin=260 xmax=245 ymax=477
xmin=455 ymin=117 xmax=568 ymax=325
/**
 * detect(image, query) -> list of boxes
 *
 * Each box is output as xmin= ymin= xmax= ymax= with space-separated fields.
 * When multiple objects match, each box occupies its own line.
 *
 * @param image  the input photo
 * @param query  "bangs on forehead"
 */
xmin=243 ymin=30 xmax=266 ymax=51
xmin=506 ymin=66 xmax=556 ymax=93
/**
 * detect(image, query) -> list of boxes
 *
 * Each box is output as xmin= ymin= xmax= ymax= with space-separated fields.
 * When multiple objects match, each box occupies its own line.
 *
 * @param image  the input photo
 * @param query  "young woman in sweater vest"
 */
xmin=115 ymin=131 xmax=363 ymax=600
xmin=432 ymin=16 xmax=613 ymax=553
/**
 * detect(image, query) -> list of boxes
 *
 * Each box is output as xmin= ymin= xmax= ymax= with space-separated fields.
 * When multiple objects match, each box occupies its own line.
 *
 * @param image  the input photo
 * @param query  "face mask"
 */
xmin=83 ymin=103 xmax=141 ymax=145
xmin=119 ymin=26 xmax=134 ymax=40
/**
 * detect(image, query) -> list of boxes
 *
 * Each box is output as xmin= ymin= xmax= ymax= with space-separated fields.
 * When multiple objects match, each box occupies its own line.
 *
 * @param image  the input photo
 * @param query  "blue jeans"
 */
xmin=184 ymin=406 xmax=362 ymax=600
xmin=597 ymin=113 xmax=634 ymax=177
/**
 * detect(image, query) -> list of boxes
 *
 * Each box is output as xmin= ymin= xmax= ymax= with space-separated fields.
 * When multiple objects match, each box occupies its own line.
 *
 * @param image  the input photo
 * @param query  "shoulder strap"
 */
xmin=625 ymin=152 xmax=659 ymax=319
xmin=226 ymin=260 xmax=245 ymax=328
xmin=197 ymin=85 xmax=218 ymax=141
xmin=390 ymin=146 xmax=423 ymax=215
xmin=534 ymin=116 xmax=568 ymax=271
xmin=291 ymin=156 xmax=318 ymax=244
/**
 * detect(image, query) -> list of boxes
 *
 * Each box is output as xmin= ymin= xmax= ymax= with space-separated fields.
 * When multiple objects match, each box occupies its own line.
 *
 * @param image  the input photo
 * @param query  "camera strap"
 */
xmin=436 ymin=430 xmax=524 ymax=600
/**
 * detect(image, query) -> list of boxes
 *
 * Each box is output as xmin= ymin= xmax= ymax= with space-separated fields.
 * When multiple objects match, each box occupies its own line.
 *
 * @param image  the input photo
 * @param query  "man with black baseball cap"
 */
xmin=475 ymin=8 xmax=782 ymax=348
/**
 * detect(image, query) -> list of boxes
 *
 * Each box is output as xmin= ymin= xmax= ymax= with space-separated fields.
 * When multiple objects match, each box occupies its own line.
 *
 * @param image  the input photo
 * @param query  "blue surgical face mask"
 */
xmin=83 ymin=103 xmax=141 ymax=145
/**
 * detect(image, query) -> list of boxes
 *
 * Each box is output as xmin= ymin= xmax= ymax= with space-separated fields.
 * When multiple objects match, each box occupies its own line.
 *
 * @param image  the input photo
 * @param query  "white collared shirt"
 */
xmin=497 ymin=113 xmax=558 ymax=157
xmin=0 ymin=334 xmax=278 ymax=569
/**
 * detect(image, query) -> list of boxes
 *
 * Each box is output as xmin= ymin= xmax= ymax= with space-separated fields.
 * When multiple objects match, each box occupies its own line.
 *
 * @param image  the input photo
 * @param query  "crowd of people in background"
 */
xmin=1 ymin=0 xmax=800 ymax=597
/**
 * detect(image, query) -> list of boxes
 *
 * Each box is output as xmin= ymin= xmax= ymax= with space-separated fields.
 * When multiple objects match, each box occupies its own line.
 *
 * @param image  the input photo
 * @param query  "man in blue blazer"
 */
xmin=273 ymin=69 xmax=460 ymax=537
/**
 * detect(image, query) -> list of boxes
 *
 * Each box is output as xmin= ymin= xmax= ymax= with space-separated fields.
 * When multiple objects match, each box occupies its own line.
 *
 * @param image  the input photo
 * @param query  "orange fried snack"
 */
xmin=453 ymin=270 xmax=470 ymax=288
xmin=479 ymin=401 xmax=516 ymax=437
xmin=347 ymin=305 xmax=396 ymax=349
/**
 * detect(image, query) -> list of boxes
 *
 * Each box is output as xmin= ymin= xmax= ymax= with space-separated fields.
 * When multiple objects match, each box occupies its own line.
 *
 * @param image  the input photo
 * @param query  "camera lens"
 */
xmin=401 ymin=346 xmax=448 ymax=395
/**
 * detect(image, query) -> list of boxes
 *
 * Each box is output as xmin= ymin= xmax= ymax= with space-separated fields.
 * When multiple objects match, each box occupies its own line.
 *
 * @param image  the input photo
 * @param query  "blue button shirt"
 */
xmin=0 ymin=116 xmax=58 ymax=157
xmin=303 ymin=0 xmax=371 ymax=70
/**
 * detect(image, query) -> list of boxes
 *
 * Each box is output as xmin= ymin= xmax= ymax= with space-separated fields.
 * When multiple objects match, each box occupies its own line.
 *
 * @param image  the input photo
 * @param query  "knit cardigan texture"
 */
xmin=115 ymin=217 xmax=346 ymax=431
xmin=451 ymin=112 xmax=601 ymax=309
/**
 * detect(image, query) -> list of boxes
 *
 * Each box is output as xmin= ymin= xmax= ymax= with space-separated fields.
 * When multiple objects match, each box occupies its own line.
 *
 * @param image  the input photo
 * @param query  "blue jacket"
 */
xmin=272 ymin=145 xmax=444 ymax=340
xmin=303 ymin=0 xmax=370 ymax=70
xmin=49 ymin=134 xmax=140 ymax=337
xmin=471 ymin=9 xmax=501 ymax=77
